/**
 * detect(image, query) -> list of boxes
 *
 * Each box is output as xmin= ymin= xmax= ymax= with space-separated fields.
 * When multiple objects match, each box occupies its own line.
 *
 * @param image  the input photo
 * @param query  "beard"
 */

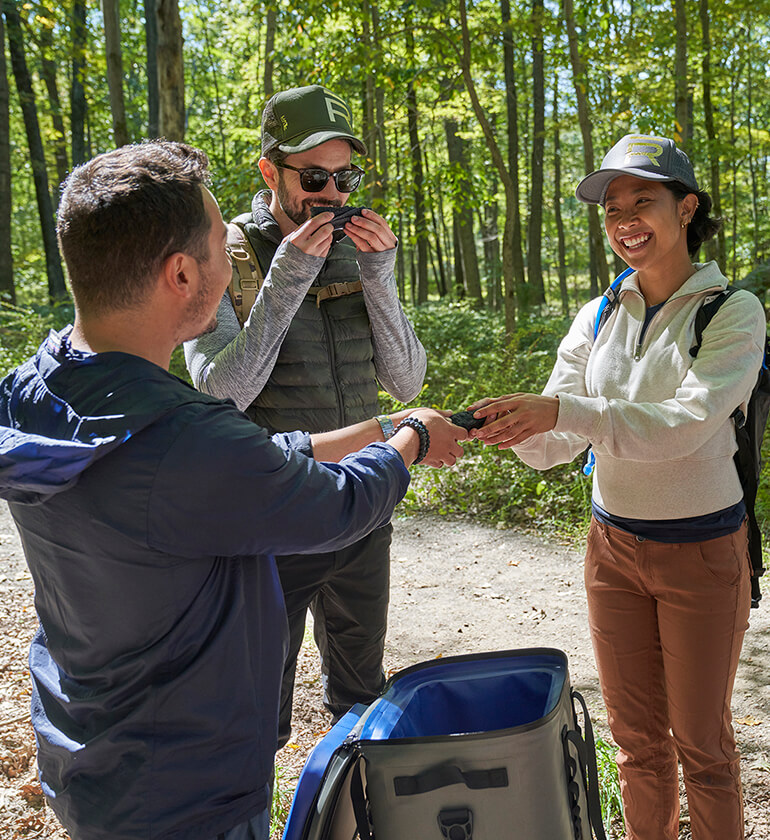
xmin=275 ymin=171 xmax=342 ymax=226
xmin=184 ymin=263 xmax=220 ymax=341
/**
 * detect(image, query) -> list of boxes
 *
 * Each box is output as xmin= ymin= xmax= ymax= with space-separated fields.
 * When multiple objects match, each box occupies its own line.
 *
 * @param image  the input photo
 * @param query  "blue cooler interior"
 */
xmin=356 ymin=652 xmax=566 ymax=740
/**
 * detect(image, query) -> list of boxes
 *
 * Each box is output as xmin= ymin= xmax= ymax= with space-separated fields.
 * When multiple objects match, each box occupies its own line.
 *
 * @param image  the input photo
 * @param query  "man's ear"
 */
xmin=258 ymin=157 xmax=279 ymax=191
xmin=161 ymin=251 xmax=197 ymax=300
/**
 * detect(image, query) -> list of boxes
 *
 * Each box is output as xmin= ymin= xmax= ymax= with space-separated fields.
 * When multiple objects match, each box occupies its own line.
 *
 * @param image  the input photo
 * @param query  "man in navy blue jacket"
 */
xmin=0 ymin=140 xmax=465 ymax=840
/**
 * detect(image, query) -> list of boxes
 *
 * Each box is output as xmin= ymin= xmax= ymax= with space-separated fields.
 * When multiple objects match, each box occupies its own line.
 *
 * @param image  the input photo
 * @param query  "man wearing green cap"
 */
xmin=184 ymin=85 xmax=426 ymax=747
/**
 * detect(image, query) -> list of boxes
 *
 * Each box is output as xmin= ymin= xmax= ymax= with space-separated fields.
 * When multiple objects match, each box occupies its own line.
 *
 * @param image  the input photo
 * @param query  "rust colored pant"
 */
xmin=585 ymin=518 xmax=751 ymax=840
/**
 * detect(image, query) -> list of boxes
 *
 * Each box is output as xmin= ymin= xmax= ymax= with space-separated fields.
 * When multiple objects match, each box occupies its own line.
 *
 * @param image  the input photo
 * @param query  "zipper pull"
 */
xmin=634 ymin=343 xmax=642 ymax=361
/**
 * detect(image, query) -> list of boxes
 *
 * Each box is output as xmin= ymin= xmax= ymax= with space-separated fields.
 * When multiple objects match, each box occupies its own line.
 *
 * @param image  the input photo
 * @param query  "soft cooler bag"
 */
xmin=283 ymin=648 xmax=607 ymax=840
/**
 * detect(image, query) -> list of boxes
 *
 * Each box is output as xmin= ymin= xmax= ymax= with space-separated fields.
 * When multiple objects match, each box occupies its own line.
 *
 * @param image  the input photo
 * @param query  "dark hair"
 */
xmin=57 ymin=140 xmax=212 ymax=315
xmin=662 ymin=181 xmax=722 ymax=258
xmin=263 ymin=147 xmax=286 ymax=167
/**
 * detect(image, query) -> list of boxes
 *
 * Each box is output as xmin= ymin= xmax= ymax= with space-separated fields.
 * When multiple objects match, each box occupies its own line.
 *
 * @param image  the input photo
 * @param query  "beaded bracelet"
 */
xmin=394 ymin=417 xmax=430 ymax=464
xmin=375 ymin=414 xmax=396 ymax=440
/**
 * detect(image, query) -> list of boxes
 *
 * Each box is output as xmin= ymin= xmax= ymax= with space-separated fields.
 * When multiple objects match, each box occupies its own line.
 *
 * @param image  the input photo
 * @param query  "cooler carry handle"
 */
xmin=394 ymin=765 xmax=509 ymax=796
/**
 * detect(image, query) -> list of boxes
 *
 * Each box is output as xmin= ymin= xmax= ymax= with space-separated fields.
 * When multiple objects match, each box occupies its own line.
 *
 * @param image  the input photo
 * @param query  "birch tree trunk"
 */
xmin=405 ymin=21 xmax=428 ymax=303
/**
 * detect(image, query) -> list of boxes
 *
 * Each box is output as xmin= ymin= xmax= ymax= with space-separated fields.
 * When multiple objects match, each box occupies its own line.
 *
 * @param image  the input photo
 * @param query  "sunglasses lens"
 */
xmin=335 ymin=169 xmax=362 ymax=193
xmin=300 ymin=170 xmax=329 ymax=192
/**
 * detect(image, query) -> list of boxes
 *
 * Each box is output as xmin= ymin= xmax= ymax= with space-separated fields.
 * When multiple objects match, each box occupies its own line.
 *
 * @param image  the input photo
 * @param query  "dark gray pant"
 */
xmin=276 ymin=523 xmax=392 ymax=748
xmin=208 ymin=808 xmax=269 ymax=840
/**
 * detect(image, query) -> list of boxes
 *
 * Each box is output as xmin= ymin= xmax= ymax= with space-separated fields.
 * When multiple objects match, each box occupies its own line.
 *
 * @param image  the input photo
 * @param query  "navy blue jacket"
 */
xmin=0 ymin=329 xmax=410 ymax=840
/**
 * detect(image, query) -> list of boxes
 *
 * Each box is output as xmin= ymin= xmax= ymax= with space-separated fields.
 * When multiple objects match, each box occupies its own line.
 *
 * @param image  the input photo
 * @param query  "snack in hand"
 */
xmin=449 ymin=410 xmax=486 ymax=431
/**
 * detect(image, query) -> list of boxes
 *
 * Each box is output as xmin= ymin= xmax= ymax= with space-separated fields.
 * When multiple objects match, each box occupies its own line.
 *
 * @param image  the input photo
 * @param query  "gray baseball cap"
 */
xmin=261 ymin=85 xmax=367 ymax=157
xmin=576 ymin=134 xmax=699 ymax=205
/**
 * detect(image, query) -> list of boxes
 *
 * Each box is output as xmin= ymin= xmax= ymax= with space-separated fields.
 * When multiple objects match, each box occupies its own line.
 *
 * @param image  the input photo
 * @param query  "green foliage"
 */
xmin=595 ymin=737 xmax=624 ymax=831
xmin=270 ymin=765 xmax=296 ymax=838
xmin=380 ymin=303 xmax=591 ymax=537
xmin=0 ymin=301 xmax=73 ymax=377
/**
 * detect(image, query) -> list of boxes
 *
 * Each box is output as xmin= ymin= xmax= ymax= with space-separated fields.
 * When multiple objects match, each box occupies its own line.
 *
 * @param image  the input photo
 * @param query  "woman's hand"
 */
xmin=466 ymin=394 xmax=560 ymax=449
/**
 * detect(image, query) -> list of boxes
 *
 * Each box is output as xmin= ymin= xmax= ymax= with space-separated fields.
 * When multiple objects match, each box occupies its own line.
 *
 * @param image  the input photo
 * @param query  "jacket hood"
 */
xmin=0 ymin=329 xmax=208 ymax=504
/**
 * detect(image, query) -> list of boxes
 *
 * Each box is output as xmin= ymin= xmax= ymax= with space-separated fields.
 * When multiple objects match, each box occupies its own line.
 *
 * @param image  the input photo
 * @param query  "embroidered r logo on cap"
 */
xmin=325 ymin=93 xmax=352 ymax=125
xmin=624 ymin=137 xmax=664 ymax=167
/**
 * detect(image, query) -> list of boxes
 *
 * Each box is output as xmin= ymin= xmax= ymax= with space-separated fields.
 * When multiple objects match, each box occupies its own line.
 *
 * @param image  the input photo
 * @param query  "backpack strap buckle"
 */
xmin=308 ymin=280 xmax=363 ymax=307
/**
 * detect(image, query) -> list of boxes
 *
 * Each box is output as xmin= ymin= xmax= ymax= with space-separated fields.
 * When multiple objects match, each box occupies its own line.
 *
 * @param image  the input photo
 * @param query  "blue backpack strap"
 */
xmin=593 ymin=267 xmax=634 ymax=340
xmin=583 ymin=268 xmax=634 ymax=477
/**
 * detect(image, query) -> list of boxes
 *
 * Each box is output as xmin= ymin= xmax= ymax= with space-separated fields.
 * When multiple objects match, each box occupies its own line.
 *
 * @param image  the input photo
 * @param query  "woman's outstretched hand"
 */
xmin=465 ymin=394 xmax=560 ymax=449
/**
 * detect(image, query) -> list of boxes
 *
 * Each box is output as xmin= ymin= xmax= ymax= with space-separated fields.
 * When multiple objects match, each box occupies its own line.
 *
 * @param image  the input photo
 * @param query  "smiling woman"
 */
xmin=466 ymin=134 xmax=768 ymax=840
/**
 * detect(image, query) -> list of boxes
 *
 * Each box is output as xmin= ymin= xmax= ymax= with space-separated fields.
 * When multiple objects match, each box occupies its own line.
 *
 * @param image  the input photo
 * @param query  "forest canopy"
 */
xmin=2 ymin=0 xmax=770 ymax=333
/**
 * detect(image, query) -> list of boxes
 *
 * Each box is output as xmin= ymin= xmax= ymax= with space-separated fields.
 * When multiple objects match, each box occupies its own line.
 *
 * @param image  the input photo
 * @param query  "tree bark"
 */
xmin=3 ymin=0 xmax=66 ymax=301
xmin=563 ymin=0 xmax=608 ymax=296
xmin=552 ymin=79 xmax=568 ymax=316
xmin=70 ymin=0 xmax=87 ymax=165
xmin=698 ymin=0 xmax=724 ymax=268
xmin=527 ymin=0 xmax=545 ymax=306
xmin=445 ymin=117 xmax=482 ymax=302
xmin=500 ymin=0 xmax=526 ymax=310
xmin=263 ymin=3 xmax=276 ymax=98
xmin=38 ymin=21 xmax=68 ymax=201
xmin=145 ymin=0 xmax=159 ymax=137
xmin=101 ymin=0 xmax=129 ymax=147
xmin=673 ymin=0 xmax=689 ymax=150
xmin=0 ymin=9 xmax=14 ymax=303
xmin=157 ymin=0 xmax=185 ymax=140
xmin=458 ymin=0 xmax=516 ymax=334
xmin=372 ymin=2 xmax=387 ymax=204
xmin=405 ymin=21 xmax=428 ymax=303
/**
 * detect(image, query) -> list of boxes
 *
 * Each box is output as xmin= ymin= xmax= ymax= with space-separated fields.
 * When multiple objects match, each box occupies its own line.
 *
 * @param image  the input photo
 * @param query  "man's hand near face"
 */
xmin=343 ymin=208 xmax=398 ymax=253
xmin=285 ymin=211 xmax=335 ymax=258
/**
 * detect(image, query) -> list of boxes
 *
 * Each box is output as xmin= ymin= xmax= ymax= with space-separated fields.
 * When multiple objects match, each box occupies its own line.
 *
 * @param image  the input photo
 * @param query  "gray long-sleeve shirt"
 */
xmin=184 ymin=218 xmax=426 ymax=415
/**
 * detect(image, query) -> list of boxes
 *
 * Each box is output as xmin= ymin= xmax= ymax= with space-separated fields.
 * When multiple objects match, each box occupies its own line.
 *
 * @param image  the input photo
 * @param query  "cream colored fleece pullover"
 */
xmin=513 ymin=262 xmax=767 ymax=520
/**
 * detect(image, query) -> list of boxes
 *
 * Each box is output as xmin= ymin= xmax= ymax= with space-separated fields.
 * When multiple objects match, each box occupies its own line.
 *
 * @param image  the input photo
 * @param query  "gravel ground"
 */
xmin=1 ymin=505 xmax=768 ymax=839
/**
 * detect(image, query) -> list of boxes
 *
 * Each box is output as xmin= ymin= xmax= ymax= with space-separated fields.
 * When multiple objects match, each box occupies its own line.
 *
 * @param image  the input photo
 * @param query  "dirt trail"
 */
xmin=1 ymin=504 xmax=769 ymax=838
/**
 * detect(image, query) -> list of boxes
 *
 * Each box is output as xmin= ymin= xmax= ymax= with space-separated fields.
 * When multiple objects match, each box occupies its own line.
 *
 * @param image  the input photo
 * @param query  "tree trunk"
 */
xmin=264 ymin=3 xmax=276 ymax=98
xmin=361 ymin=0 xmax=380 ymax=206
xmin=70 ymin=0 xmax=87 ymax=165
xmin=746 ymin=31 xmax=759 ymax=266
xmin=674 ymin=0 xmax=689 ymax=150
xmin=563 ymin=0 xmax=608 ymax=296
xmin=0 ymin=10 xmax=14 ymax=303
xmin=39 ymin=21 xmax=68 ymax=201
xmin=145 ymin=0 xmax=159 ymax=137
xmin=157 ymin=0 xmax=185 ymax=140
xmin=552 ymin=79 xmax=568 ymax=317
xmin=698 ymin=0 xmax=724 ymax=268
xmin=459 ymin=0 xmax=516 ymax=334
xmin=444 ymin=117 xmax=482 ymax=303
xmin=405 ymin=21 xmax=428 ymax=303
xmin=527 ymin=0 xmax=545 ymax=306
xmin=500 ymin=0 xmax=526 ymax=311
xmin=3 ymin=0 xmax=66 ymax=301
xmin=372 ymin=2 xmax=387 ymax=204
xmin=483 ymin=199 xmax=501 ymax=309
xmin=101 ymin=0 xmax=129 ymax=147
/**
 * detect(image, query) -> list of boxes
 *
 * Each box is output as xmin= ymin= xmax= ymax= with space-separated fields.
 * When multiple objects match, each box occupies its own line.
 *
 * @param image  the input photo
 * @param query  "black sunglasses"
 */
xmin=276 ymin=163 xmax=364 ymax=194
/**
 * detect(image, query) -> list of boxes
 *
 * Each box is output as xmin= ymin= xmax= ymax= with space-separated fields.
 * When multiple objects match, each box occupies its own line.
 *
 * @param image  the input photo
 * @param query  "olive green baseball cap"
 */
xmin=261 ymin=85 xmax=367 ymax=157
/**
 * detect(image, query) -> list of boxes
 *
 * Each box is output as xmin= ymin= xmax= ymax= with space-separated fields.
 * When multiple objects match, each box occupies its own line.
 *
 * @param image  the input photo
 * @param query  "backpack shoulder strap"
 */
xmin=594 ymin=267 xmax=634 ymax=340
xmin=226 ymin=221 xmax=264 ymax=328
xmin=689 ymin=287 xmax=736 ymax=359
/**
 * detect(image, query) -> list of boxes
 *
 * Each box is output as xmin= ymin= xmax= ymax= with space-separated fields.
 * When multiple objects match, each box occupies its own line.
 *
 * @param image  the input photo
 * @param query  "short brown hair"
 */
xmin=57 ymin=140 xmax=212 ymax=315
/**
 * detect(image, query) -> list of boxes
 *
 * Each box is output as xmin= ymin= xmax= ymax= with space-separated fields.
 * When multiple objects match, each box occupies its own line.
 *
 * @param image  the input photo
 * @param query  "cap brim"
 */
xmin=278 ymin=129 xmax=367 ymax=157
xmin=575 ymin=168 xmax=677 ymax=205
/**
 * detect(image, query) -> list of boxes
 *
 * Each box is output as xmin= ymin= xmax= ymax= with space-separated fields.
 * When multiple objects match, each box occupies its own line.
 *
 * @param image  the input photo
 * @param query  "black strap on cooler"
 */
xmin=394 ymin=765 xmax=508 ymax=796
xmin=350 ymin=758 xmax=374 ymax=840
xmin=562 ymin=690 xmax=608 ymax=840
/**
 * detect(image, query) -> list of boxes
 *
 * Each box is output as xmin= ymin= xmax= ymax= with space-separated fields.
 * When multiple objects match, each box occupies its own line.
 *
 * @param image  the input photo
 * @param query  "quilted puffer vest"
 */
xmin=233 ymin=194 xmax=379 ymax=434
